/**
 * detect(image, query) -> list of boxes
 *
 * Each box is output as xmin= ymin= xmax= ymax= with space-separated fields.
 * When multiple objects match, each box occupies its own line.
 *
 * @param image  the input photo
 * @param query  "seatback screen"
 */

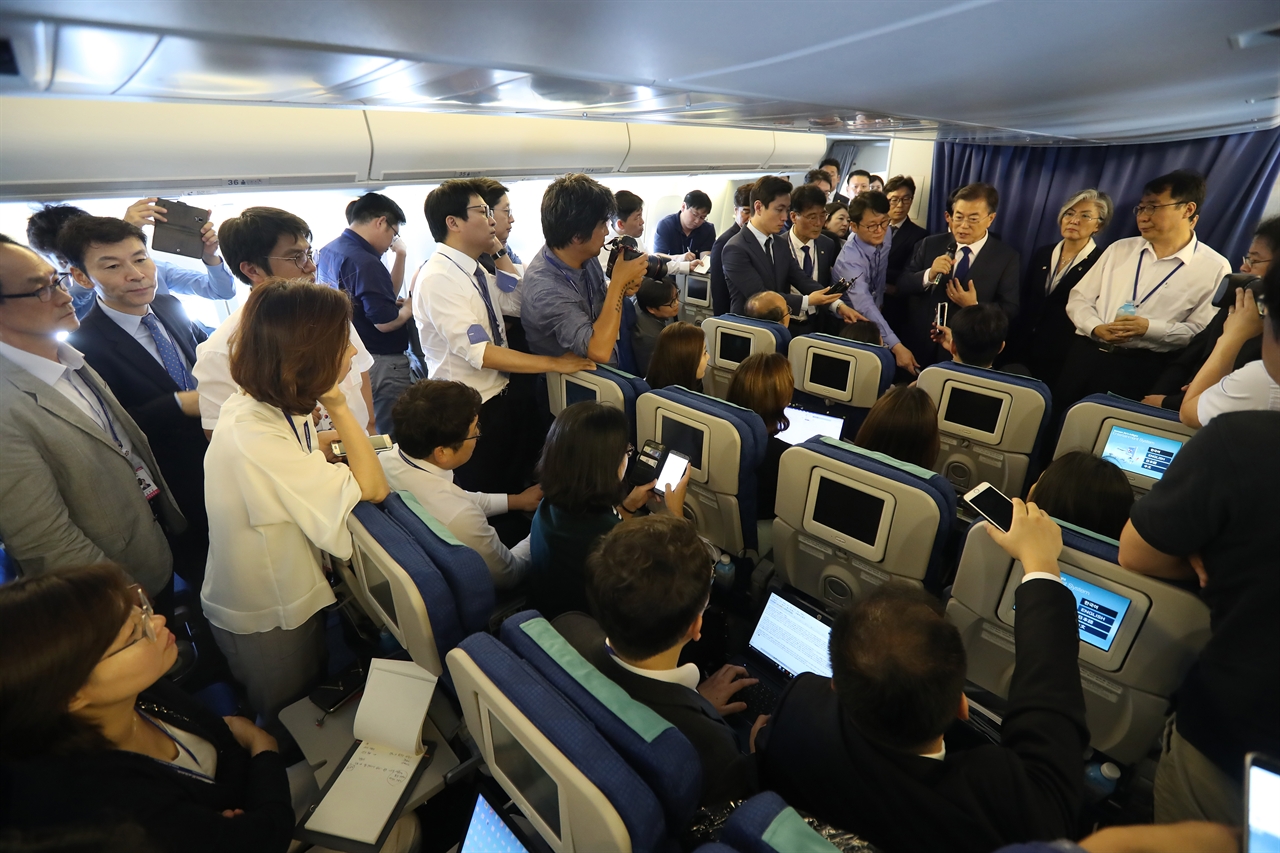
xmin=1060 ymin=571 xmax=1133 ymax=652
xmin=686 ymin=276 xmax=708 ymax=303
xmin=659 ymin=416 xmax=706 ymax=471
xmin=564 ymin=378 xmax=597 ymax=407
xmin=718 ymin=330 xmax=752 ymax=365
xmin=748 ymin=592 xmax=833 ymax=679
xmin=1099 ymin=425 xmax=1183 ymax=481
xmin=812 ymin=474 xmax=884 ymax=546
xmin=489 ymin=710 xmax=560 ymax=839
xmin=943 ymin=387 xmax=1004 ymax=433
xmin=808 ymin=353 xmax=851 ymax=394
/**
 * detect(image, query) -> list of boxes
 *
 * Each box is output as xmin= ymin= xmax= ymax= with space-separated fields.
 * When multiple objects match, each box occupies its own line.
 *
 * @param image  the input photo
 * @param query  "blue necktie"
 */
xmin=140 ymin=313 xmax=194 ymax=391
xmin=473 ymin=266 xmax=506 ymax=348
xmin=801 ymin=245 xmax=814 ymax=278
xmin=954 ymin=246 xmax=972 ymax=285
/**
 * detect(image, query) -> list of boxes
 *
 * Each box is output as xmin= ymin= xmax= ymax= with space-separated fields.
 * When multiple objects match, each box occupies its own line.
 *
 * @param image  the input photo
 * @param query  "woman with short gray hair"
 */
xmin=1005 ymin=189 xmax=1112 ymax=385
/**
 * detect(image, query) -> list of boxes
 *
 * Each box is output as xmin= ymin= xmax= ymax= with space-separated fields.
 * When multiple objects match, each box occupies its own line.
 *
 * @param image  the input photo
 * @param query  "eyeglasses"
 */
xmin=887 ymin=195 xmax=914 ymax=206
xmin=2 ymin=272 xmax=72 ymax=303
xmin=1242 ymin=255 xmax=1271 ymax=270
xmin=266 ymin=248 xmax=315 ymax=270
xmin=462 ymin=429 xmax=483 ymax=442
xmin=1133 ymin=201 xmax=1187 ymax=217
xmin=664 ymin=295 xmax=680 ymax=308
xmin=949 ymin=213 xmax=989 ymax=225
xmin=1062 ymin=210 xmax=1099 ymax=223
xmin=465 ymin=205 xmax=495 ymax=219
xmin=105 ymin=586 xmax=157 ymax=658
xmin=857 ymin=220 xmax=890 ymax=232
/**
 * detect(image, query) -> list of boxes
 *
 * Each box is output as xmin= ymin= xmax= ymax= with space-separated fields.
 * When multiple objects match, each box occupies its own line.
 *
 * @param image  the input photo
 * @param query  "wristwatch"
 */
xmin=494 ymin=247 xmax=508 ymax=259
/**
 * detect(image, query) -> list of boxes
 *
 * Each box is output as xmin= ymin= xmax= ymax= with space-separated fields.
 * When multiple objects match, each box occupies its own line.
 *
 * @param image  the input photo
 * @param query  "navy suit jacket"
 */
xmin=70 ymin=295 xmax=209 ymax=532
xmin=709 ymin=222 xmax=740 ymax=316
xmin=886 ymin=217 xmax=928 ymax=285
xmin=722 ymin=226 xmax=824 ymax=316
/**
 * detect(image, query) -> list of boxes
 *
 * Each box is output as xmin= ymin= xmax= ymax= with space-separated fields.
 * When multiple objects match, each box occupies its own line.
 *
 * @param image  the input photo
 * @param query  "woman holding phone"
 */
xmin=201 ymin=278 xmax=390 ymax=727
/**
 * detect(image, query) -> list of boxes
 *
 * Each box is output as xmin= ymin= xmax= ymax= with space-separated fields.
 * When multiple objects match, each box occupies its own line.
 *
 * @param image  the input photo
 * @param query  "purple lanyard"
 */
xmin=1132 ymin=251 xmax=1186 ymax=306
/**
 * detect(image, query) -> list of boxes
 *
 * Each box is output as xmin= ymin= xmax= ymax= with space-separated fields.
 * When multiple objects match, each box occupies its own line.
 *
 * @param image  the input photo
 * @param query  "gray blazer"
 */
xmin=0 ymin=353 xmax=183 ymax=594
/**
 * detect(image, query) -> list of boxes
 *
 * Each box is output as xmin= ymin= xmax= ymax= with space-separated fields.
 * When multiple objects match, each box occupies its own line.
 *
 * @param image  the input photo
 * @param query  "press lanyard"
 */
xmin=1132 ymin=251 xmax=1186 ymax=307
xmin=443 ymin=252 xmax=506 ymax=347
xmin=283 ymin=410 xmax=312 ymax=453
xmin=68 ymin=373 xmax=125 ymax=454
xmin=542 ymin=248 xmax=587 ymax=300
xmin=852 ymin=237 xmax=884 ymax=284
xmin=399 ymin=449 xmax=430 ymax=472
xmin=137 ymin=710 xmax=208 ymax=774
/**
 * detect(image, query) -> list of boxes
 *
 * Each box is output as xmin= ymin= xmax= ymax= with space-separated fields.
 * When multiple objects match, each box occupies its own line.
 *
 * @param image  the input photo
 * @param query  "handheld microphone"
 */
xmin=930 ymin=241 xmax=958 ymax=289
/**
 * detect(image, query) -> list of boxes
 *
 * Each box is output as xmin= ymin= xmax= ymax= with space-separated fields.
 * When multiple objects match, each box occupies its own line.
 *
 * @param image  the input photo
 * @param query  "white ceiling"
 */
xmin=0 ymin=0 xmax=1277 ymax=144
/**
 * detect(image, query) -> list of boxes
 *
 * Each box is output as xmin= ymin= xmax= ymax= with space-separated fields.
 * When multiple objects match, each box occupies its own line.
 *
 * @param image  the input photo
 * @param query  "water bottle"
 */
xmin=713 ymin=554 xmax=735 ymax=590
xmin=1083 ymin=761 xmax=1121 ymax=802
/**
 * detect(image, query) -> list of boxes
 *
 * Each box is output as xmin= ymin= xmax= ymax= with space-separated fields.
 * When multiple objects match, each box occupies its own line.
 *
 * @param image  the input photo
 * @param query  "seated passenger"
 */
xmin=1027 ymin=451 xmax=1133 ymax=540
xmin=654 ymin=190 xmax=716 ymax=258
xmin=726 ymin=352 xmax=794 ymax=519
xmin=758 ymin=502 xmax=1088 ymax=851
xmin=932 ymin=303 xmax=1027 ymax=373
xmin=528 ymin=402 xmax=686 ymax=619
xmin=555 ymin=515 xmax=763 ymax=806
xmin=0 ymin=566 xmax=293 ymax=853
xmin=201 ymin=279 xmax=390 ymax=727
xmin=744 ymin=290 xmax=791 ymax=328
xmin=631 ymin=276 xmax=681 ymax=377
xmin=26 ymin=199 xmax=235 ymax=319
xmin=854 ymin=385 xmax=941 ymax=469
xmin=605 ymin=190 xmax=693 ymax=275
xmin=381 ymin=379 xmax=541 ymax=590
xmin=645 ymin=320 xmax=708 ymax=392
xmin=839 ymin=319 xmax=883 ymax=345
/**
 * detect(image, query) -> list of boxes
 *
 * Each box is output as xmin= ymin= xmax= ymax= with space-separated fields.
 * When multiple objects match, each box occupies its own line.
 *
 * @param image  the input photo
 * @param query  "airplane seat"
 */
xmin=701 ymin=314 xmax=791 ymax=399
xmin=719 ymin=791 xmax=841 ymax=853
xmin=499 ymin=611 xmax=702 ymax=832
xmin=447 ymin=632 xmax=671 ymax=853
xmin=547 ymin=364 xmax=652 ymax=443
xmin=773 ymin=435 xmax=957 ymax=609
xmin=917 ymin=361 xmax=1052 ymax=499
xmin=945 ymin=522 xmax=1212 ymax=766
xmin=637 ymin=386 xmax=770 ymax=556
xmin=348 ymin=501 xmax=466 ymax=679
xmin=787 ymin=333 xmax=895 ymax=438
xmin=1052 ymin=393 xmax=1198 ymax=498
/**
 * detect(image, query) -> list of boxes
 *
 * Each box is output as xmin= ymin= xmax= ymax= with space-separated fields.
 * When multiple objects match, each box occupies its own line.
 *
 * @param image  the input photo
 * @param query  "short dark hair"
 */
xmin=948 ymin=304 xmax=1008 ymax=367
xmin=586 ymin=516 xmax=711 ymax=660
xmin=839 ymin=319 xmax=882 ymax=345
xmin=424 ymin=179 xmax=484 ymax=243
xmin=1143 ymin=169 xmax=1206 ymax=214
xmin=636 ymin=276 xmax=676 ymax=313
xmin=1030 ymin=451 xmax=1134 ymax=540
xmin=683 ymin=190 xmax=712 ymax=213
xmin=850 ymin=170 xmax=871 ymax=180
xmin=393 ymin=380 xmax=483 ymax=459
xmin=219 ymin=207 xmax=312 ymax=285
xmin=1253 ymin=216 xmax=1280 ymax=256
xmin=819 ymin=157 xmax=841 ymax=171
xmin=542 ymin=174 xmax=616 ymax=250
xmin=348 ymin=192 xmax=406 ymax=227
xmin=824 ymin=201 xmax=848 ymax=222
xmin=537 ymin=402 xmax=630 ymax=514
xmin=26 ymin=204 xmax=88 ymax=260
xmin=884 ymin=175 xmax=916 ymax=196
xmin=474 ymin=178 xmax=510 ymax=210
xmin=614 ymin=190 xmax=644 ymax=222
xmin=733 ymin=182 xmax=756 ymax=209
xmin=344 ymin=198 xmax=359 ymax=225
xmin=804 ymin=168 xmax=832 ymax=188
xmin=790 ymin=184 xmax=827 ymax=216
xmin=751 ymin=176 xmax=793 ymax=211
xmin=855 ymin=385 xmax=940 ymax=469
xmin=645 ymin=321 xmax=706 ymax=392
xmin=831 ymin=583 xmax=967 ymax=751
xmin=869 ymin=174 xmax=884 ymax=186
xmin=229 ymin=278 xmax=352 ymax=415
xmin=953 ymin=182 xmax=999 ymax=214
xmin=1264 ymin=260 xmax=1280 ymax=340
xmin=847 ymin=191 xmax=890 ymax=225
xmin=56 ymin=217 xmax=147 ymax=272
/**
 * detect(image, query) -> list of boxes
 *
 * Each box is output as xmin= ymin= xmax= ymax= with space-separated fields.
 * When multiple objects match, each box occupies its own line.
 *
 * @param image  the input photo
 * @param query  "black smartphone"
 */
xmin=964 ymin=482 xmax=1014 ymax=533
xmin=151 ymin=198 xmax=209 ymax=259
xmin=935 ymin=302 xmax=949 ymax=328
xmin=627 ymin=440 xmax=665 ymax=486
xmin=308 ymin=661 xmax=367 ymax=714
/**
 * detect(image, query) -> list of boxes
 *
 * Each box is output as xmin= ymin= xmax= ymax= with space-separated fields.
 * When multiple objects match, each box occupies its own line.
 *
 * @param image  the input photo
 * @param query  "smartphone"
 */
xmin=309 ymin=661 xmax=367 ymax=714
xmin=1245 ymin=752 xmax=1280 ymax=853
xmin=150 ymin=198 xmax=210 ymax=259
xmin=331 ymin=434 xmax=394 ymax=457
xmin=964 ymin=482 xmax=1015 ymax=533
xmin=654 ymin=451 xmax=690 ymax=495
xmin=935 ymin=302 xmax=949 ymax=328
xmin=627 ymin=440 xmax=665 ymax=486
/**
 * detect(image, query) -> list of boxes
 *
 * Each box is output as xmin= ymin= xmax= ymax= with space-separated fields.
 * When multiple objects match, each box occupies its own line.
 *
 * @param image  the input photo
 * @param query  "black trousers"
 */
xmin=1053 ymin=336 xmax=1176 ymax=414
xmin=453 ymin=382 xmax=548 ymax=495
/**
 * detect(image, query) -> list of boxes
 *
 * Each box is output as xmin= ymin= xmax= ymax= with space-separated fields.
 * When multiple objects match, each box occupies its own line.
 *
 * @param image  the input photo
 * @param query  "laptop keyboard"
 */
xmin=737 ymin=679 xmax=781 ymax=720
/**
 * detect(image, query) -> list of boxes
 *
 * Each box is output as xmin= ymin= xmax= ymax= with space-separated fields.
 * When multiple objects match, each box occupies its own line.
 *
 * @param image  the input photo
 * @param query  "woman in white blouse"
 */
xmin=202 ymin=278 xmax=389 ymax=726
xmin=1005 ymin=189 xmax=1112 ymax=385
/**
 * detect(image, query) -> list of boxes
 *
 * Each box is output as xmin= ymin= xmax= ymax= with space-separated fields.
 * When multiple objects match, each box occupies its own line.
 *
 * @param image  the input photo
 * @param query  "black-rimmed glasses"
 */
xmin=1133 ymin=201 xmax=1187 ymax=217
xmin=3 ymin=273 xmax=71 ymax=303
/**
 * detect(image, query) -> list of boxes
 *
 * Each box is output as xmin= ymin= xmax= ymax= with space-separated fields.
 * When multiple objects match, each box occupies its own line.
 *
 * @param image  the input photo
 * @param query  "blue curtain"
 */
xmin=927 ymin=128 xmax=1280 ymax=275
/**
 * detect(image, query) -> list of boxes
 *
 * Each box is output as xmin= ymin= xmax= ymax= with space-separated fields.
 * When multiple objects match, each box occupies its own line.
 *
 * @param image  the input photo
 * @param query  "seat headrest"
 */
xmin=799 ymin=333 xmax=895 ymax=398
xmin=719 ymin=313 xmax=792 ymax=349
xmin=721 ymin=791 xmax=839 ymax=853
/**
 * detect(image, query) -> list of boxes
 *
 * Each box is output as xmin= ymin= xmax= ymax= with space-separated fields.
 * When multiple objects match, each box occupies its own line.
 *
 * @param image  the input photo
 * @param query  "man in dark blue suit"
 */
xmin=709 ymin=182 xmax=755 ymax=316
xmin=61 ymin=216 xmax=210 ymax=586
xmin=722 ymin=176 xmax=861 ymax=332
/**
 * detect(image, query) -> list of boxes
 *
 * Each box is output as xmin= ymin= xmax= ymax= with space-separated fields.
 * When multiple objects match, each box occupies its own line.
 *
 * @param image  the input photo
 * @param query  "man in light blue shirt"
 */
xmin=833 ymin=191 xmax=920 ymax=376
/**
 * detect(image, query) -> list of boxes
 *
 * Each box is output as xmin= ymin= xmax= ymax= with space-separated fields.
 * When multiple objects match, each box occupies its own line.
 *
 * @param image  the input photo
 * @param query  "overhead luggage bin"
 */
xmin=763 ymin=130 xmax=828 ymax=171
xmin=620 ymin=122 xmax=777 ymax=173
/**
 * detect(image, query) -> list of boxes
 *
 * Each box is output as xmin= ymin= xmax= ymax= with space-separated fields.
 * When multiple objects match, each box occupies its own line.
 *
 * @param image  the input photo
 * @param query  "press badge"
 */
xmin=135 ymin=462 xmax=161 ymax=501
xmin=1115 ymin=301 xmax=1139 ymax=317
xmin=466 ymin=324 xmax=491 ymax=345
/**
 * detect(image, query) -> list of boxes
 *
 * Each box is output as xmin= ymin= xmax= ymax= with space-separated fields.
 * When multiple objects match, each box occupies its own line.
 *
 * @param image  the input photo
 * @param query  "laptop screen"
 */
xmin=775 ymin=406 xmax=845 ymax=446
xmin=747 ymin=592 xmax=833 ymax=679
xmin=459 ymin=790 xmax=532 ymax=853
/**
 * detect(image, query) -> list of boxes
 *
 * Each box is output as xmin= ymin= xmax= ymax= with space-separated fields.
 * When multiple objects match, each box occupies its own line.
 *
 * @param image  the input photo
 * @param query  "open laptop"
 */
xmin=775 ymin=405 xmax=846 ymax=446
xmin=730 ymin=587 xmax=835 ymax=720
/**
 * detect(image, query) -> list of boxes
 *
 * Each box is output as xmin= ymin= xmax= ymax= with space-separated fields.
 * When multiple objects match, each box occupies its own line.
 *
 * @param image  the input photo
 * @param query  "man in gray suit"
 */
xmin=0 ymin=236 xmax=183 ymax=609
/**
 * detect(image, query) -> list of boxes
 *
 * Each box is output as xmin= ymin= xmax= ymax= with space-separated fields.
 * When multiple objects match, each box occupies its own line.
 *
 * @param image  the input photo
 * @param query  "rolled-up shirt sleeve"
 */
xmin=156 ymin=258 xmax=237 ymax=301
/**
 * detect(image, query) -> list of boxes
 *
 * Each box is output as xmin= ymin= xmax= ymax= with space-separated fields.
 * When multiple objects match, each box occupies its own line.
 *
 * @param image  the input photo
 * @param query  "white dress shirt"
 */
xmin=193 ymin=307 xmax=373 ymax=432
xmin=606 ymin=640 xmax=702 ymax=690
xmin=921 ymin=231 xmax=989 ymax=286
xmin=1066 ymin=234 xmax=1231 ymax=351
xmin=1046 ymin=238 xmax=1097 ymax=294
xmin=380 ymin=446 xmax=531 ymax=590
xmin=201 ymin=392 xmax=363 ymax=634
xmin=1197 ymin=360 xmax=1280 ymax=425
xmin=788 ymin=229 xmax=820 ymax=283
xmin=96 ymin=299 xmax=193 ymax=372
xmin=414 ymin=244 xmax=522 ymax=403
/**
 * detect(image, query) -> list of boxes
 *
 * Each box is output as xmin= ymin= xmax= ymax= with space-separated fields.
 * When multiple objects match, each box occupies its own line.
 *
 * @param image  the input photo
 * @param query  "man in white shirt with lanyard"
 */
xmin=1060 ymin=170 xmax=1231 ymax=406
xmin=415 ymin=179 xmax=594 ymax=496
xmin=0 ymin=236 xmax=183 ymax=614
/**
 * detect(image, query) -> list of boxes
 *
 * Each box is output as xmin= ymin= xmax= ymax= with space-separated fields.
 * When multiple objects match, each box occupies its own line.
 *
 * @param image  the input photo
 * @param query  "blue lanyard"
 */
xmin=852 ymin=238 xmax=884 ymax=284
xmin=68 ymin=372 xmax=124 ymax=453
xmin=1132 ymin=251 xmax=1186 ymax=306
xmin=137 ymin=709 xmax=208 ymax=776
xmin=543 ymin=248 xmax=606 ymax=323
xmin=442 ymin=252 xmax=505 ymax=347
xmin=283 ymin=410 xmax=312 ymax=453
xmin=399 ymin=449 xmax=430 ymax=472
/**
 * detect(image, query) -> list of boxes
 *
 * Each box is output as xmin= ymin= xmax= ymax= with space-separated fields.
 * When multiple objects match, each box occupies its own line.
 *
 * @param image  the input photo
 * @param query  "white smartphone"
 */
xmin=935 ymin=302 xmax=949 ymax=328
xmin=963 ymin=482 xmax=1015 ymax=533
xmin=654 ymin=450 xmax=690 ymax=496
xmin=332 ymin=434 xmax=394 ymax=457
xmin=1245 ymin=752 xmax=1280 ymax=853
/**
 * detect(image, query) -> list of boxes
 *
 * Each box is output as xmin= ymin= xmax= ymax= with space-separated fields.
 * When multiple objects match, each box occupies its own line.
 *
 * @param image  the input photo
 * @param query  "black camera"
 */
xmin=605 ymin=236 xmax=669 ymax=281
xmin=1211 ymin=273 xmax=1263 ymax=309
